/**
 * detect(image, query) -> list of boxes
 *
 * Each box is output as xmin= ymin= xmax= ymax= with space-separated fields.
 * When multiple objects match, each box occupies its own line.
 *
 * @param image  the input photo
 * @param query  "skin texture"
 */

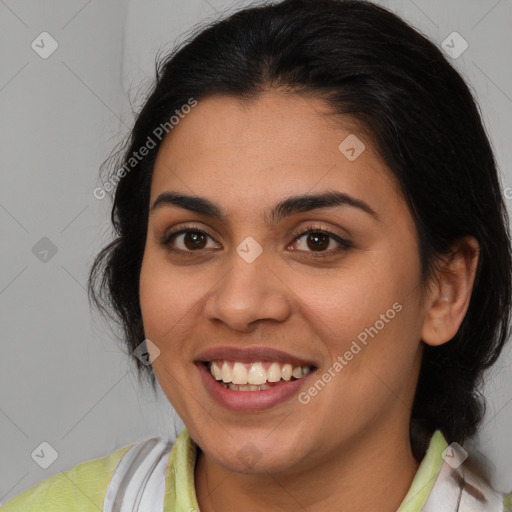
xmin=139 ymin=91 xmax=479 ymax=512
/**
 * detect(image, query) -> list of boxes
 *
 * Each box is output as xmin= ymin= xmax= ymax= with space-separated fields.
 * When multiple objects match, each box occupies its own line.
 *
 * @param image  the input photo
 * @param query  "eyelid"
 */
xmin=289 ymin=223 xmax=351 ymax=243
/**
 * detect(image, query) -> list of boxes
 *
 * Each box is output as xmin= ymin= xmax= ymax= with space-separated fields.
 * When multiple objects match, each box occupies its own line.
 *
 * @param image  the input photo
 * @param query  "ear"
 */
xmin=421 ymin=236 xmax=480 ymax=347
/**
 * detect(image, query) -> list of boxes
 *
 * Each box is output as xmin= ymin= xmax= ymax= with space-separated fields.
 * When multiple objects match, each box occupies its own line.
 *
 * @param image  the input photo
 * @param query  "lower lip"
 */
xmin=197 ymin=363 xmax=314 ymax=412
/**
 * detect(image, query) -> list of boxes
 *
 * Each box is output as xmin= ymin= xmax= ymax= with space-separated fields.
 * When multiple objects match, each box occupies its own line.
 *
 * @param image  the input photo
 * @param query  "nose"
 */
xmin=203 ymin=249 xmax=292 ymax=332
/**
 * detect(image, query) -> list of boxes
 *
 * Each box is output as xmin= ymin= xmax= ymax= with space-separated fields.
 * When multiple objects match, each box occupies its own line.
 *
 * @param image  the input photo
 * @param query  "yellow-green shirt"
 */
xmin=1 ymin=428 xmax=510 ymax=511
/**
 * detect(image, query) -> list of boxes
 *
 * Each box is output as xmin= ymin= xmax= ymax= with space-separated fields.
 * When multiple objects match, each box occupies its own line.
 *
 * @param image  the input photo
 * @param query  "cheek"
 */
xmin=299 ymin=273 xmax=420 ymax=416
xmin=293 ymin=259 xmax=402 ymax=341
xmin=139 ymin=251 xmax=194 ymax=342
xmin=292 ymin=244 xmax=421 ymax=374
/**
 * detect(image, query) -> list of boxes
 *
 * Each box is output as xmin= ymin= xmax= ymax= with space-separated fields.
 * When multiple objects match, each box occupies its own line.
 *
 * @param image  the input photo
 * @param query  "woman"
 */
xmin=3 ymin=0 xmax=511 ymax=510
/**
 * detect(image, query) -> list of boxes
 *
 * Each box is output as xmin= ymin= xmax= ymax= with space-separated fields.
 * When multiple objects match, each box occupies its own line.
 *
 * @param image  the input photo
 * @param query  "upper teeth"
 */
xmin=209 ymin=361 xmax=312 ymax=385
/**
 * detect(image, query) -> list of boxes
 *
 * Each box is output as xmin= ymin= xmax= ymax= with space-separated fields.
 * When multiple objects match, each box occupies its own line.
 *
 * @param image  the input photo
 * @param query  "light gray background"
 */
xmin=1 ymin=0 xmax=511 ymax=505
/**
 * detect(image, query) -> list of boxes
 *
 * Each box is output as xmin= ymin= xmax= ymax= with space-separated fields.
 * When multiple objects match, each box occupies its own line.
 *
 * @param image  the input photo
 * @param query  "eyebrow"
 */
xmin=149 ymin=190 xmax=379 ymax=224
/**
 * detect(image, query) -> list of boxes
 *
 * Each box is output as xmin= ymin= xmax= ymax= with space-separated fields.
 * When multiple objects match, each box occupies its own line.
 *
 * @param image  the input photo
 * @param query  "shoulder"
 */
xmin=505 ymin=491 xmax=512 ymax=511
xmin=1 ymin=441 xmax=134 ymax=511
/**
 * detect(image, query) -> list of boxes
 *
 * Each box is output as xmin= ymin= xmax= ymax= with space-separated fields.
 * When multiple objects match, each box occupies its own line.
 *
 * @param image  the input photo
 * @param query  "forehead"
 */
xmin=150 ymin=92 xmax=406 ymax=223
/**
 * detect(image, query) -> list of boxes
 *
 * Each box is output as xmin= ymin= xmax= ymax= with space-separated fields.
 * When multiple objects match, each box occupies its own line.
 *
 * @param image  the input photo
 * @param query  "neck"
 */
xmin=195 ymin=421 xmax=420 ymax=512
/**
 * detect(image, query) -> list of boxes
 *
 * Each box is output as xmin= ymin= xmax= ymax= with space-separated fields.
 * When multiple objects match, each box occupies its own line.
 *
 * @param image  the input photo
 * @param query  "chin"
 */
xmin=198 ymin=430 xmax=309 ymax=475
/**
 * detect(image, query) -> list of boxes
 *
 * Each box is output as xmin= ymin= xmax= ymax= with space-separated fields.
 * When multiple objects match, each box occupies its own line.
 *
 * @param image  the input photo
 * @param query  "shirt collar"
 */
xmin=397 ymin=430 xmax=448 ymax=511
xmin=164 ymin=427 xmax=199 ymax=511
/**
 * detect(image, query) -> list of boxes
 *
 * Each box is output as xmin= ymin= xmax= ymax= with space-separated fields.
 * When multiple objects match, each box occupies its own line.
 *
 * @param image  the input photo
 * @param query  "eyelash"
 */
xmin=161 ymin=224 xmax=353 ymax=259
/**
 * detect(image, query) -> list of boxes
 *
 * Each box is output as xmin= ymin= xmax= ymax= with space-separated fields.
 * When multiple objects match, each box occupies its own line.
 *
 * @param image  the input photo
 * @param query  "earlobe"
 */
xmin=421 ymin=236 xmax=479 ymax=347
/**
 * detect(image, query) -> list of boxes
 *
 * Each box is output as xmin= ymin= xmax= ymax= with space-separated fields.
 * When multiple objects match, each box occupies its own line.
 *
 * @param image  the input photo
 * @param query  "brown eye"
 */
xmin=305 ymin=232 xmax=330 ymax=251
xmin=292 ymin=228 xmax=351 ymax=254
xmin=163 ymin=228 xmax=221 ymax=254
xmin=183 ymin=231 xmax=207 ymax=250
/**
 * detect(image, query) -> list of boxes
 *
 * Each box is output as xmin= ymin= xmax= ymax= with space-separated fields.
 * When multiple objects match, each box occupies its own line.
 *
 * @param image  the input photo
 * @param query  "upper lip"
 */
xmin=195 ymin=346 xmax=318 ymax=368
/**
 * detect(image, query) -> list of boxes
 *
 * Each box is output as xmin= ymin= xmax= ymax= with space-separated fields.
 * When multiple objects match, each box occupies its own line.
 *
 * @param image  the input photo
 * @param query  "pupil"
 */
xmin=308 ymin=233 xmax=328 ymax=251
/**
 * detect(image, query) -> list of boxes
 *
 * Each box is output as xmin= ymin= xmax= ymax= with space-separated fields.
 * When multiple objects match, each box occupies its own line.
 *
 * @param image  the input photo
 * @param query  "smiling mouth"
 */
xmin=204 ymin=360 xmax=315 ymax=391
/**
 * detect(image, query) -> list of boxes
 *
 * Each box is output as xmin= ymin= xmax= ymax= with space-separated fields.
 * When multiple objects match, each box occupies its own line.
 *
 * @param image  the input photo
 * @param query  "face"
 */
xmin=139 ymin=92 xmax=427 ymax=474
